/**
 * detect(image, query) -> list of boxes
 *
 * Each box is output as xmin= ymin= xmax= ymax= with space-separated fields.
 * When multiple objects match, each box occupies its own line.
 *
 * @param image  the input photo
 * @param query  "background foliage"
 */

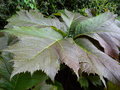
xmin=0 ymin=0 xmax=119 ymax=29
xmin=0 ymin=0 xmax=119 ymax=19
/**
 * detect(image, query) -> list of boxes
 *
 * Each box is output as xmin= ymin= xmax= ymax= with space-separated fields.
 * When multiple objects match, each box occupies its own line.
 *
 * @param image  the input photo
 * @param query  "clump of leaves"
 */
xmin=17 ymin=0 xmax=37 ymax=9
xmin=36 ymin=0 xmax=117 ymax=16
xmin=0 ymin=0 xmax=17 ymax=20
xmin=0 ymin=51 xmax=62 ymax=90
xmin=84 ymin=0 xmax=117 ymax=16
xmin=1 ymin=9 xmax=120 ymax=89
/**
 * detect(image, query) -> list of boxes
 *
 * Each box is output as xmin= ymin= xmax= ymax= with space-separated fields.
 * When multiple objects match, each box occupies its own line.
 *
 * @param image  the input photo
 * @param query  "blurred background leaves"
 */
xmin=0 ymin=0 xmax=119 ymax=20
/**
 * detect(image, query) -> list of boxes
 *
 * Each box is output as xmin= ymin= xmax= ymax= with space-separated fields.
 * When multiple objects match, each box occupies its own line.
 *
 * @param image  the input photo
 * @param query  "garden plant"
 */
xmin=0 ymin=9 xmax=120 ymax=90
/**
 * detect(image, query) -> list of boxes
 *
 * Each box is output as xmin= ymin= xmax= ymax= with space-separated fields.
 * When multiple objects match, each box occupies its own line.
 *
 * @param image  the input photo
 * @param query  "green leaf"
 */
xmin=3 ymin=26 xmax=63 ymax=81
xmin=88 ymin=76 xmax=102 ymax=86
xmin=79 ymin=76 xmax=89 ymax=88
xmin=72 ymin=12 xmax=120 ymax=38
xmin=53 ymin=81 xmax=63 ymax=90
xmin=61 ymin=9 xmax=87 ymax=28
xmin=0 ymin=33 xmax=8 ymax=50
xmin=12 ymin=71 xmax=48 ymax=90
xmin=33 ymin=81 xmax=58 ymax=90
xmin=116 ymin=16 xmax=120 ymax=21
xmin=105 ymin=81 xmax=120 ymax=90
xmin=0 ymin=52 xmax=13 ymax=90
xmin=0 ymin=52 xmax=13 ymax=80
xmin=61 ymin=9 xmax=75 ymax=28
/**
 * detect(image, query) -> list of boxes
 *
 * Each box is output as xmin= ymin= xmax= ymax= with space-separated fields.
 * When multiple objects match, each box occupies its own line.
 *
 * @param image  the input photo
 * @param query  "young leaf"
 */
xmin=61 ymin=9 xmax=74 ymax=28
xmin=61 ymin=9 xmax=87 ymax=28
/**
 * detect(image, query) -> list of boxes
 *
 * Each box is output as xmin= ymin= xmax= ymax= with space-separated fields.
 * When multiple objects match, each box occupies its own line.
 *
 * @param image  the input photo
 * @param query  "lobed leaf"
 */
xmin=12 ymin=71 xmax=48 ymax=90
xmin=2 ymin=9 xmax=120 ymax=87
xmin=75 ymin=38 xmax=120 ymax=86
xmin=3 ymin=26 xmax=63 ymax=80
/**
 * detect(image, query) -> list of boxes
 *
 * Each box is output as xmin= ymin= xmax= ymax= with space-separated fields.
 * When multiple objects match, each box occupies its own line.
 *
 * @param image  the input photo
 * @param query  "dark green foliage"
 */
xmin=0 ymin=0 xmax=17 ymax=29
xmin=36 ymin=0 xmax=117 ymax=16
xmin=0 ymin=0 xmax=17 ymax=19
xmin=0 ymin=0 xmax=118 ymax=19
xmin=78 ymin=73 xmax=103 ymax=90
xmin=17 ymin=0 xmax=37 ymax=9
xmin=0 ymin=0 xmax=118 ymax=29
xmin=109 ymin=0 xmax=120 ymax=15
xmin=36 ymin=0 xmax=91 ymax=15
xmin=106 ymin=81 xmax=120 ymax=90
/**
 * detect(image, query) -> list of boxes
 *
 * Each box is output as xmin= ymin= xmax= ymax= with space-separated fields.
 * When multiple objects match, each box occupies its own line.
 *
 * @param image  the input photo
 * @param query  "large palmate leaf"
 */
xmin=54 ymin=38 xmax=120 ymax=85
xmin=6 ymin=10 xmax=67 ymax=32
xmin=61 ymin=10 xmax=120 ymax=59
xmin=75 ymin=38 xmax=120 ymax=85
xmin=56 ymin=38 xmax=120 ymax=85
xmin=3 ymin=26 xmax=63 ymax=80
xmin=55 ymin=38 xmax=83 ymax=77
xmin=2 ymin=9 xmax=120 ymax=87
xmin=3 ymin=27 xmax=81 ymax=80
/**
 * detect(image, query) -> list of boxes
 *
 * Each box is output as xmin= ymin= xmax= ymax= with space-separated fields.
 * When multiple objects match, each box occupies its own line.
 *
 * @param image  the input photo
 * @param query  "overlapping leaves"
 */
xmin=0 ymin=52 xmax=60 ymax=90
xmin=69 ymin=11 xmax=120 ymax=59
xmin=1 ymin=10 xmax=120 ymax=87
